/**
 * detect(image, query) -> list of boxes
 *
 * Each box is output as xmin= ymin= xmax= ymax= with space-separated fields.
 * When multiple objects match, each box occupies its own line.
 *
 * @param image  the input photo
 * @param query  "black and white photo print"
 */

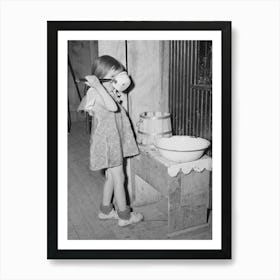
xmin=67 ymin=40 xmax=213 ymax=240
xmin=48 ymin=21 xmax=231 ymax=259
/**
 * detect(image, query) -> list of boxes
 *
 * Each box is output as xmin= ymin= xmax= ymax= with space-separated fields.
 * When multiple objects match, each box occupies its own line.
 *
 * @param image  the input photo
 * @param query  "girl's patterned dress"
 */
xmin=78 ymin=87 xmax=139 ymax=171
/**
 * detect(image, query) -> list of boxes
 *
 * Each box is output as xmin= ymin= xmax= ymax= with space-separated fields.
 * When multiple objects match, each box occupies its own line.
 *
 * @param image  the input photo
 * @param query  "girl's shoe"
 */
xmin=98 ymin=209 xmax=119 ymax=220
xmin=118 ymin=212 xmax=144 ymax=227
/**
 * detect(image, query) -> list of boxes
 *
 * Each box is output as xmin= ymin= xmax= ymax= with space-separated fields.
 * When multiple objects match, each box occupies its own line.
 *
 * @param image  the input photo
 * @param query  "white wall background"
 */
xmin=0 ymin=0 xmax=279 ymax=279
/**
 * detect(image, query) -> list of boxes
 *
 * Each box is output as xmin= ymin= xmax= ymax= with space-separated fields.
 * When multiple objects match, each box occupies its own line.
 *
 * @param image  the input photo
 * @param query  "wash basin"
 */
xmin=155 ymin=136 xmax=211 ymax=163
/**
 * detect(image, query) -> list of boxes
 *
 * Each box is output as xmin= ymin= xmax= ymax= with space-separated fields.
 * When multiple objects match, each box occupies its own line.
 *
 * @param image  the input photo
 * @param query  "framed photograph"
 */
xmin=48 ymin=21 xmax=231 ymax=259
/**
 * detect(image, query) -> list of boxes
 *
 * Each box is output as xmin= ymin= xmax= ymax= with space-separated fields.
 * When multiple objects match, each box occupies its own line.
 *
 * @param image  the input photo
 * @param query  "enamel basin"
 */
xmin=155 ymin=136 xmax=210 ymax=163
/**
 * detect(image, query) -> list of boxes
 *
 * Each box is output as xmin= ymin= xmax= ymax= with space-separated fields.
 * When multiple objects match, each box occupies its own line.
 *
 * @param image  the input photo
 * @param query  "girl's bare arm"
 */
xmin=85 ymin=75 xmax=118 ymax=112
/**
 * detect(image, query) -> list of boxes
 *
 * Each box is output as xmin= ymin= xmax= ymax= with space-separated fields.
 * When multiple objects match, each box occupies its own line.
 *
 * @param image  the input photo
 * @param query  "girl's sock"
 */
xmin=100 ymin=203 xmax=113 ymax=214
xmin=117 ymin=206 xmax=131 ymax=220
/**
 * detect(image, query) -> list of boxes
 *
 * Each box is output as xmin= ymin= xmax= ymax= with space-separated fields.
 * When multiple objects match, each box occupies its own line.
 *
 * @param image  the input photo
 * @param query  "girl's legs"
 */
xmin=102 ymin=164 xmax=143 ymax=225
xmin=102 ymin=169 xmax=114 ymax=206
xmin=99 ymin=168 xmax=117 ymax=218
xmin=110 ymin=165 xmax=127 ymax=212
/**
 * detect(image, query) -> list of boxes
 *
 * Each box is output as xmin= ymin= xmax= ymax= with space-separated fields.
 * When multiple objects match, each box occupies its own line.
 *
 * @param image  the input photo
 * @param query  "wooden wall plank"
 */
xmin=127 ymin=41 xmax=165 ymax=132
xmin=68 ymin=40 xmax=98 ymax=122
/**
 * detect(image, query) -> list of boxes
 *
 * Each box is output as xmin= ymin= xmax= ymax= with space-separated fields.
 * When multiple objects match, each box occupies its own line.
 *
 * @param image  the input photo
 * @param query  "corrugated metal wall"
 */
xmin=168 ymin=41 xmax=212 ymax=141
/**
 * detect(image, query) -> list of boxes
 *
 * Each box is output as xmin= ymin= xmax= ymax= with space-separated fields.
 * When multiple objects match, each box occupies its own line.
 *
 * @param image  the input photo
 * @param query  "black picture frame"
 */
xmin=47 ymin=21 xmax=231 ymax=259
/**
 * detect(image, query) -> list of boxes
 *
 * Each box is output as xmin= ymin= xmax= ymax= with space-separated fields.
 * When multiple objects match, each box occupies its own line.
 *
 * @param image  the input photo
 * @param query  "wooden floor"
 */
xmin=68 ymin=121 xmax=212 ymax=240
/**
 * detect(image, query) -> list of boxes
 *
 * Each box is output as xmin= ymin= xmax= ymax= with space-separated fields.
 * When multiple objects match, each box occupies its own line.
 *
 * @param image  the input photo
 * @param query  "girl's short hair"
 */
xmin=91 ymin=55 xmax=125 ymax=78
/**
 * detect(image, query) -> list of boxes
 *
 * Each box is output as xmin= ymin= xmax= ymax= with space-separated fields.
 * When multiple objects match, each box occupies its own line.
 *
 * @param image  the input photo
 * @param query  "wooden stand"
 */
xmin=131 ymin=151 xmax=211 ymax=235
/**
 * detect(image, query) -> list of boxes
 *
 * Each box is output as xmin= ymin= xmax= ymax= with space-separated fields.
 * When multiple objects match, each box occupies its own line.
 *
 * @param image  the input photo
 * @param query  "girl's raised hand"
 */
xmin=85 ymin=75 xmax=102 ymax=89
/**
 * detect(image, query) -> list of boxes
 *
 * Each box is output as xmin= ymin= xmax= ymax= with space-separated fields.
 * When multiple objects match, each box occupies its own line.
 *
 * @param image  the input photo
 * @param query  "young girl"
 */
xmin=78 ymin=55 xmax=143 ymax=227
